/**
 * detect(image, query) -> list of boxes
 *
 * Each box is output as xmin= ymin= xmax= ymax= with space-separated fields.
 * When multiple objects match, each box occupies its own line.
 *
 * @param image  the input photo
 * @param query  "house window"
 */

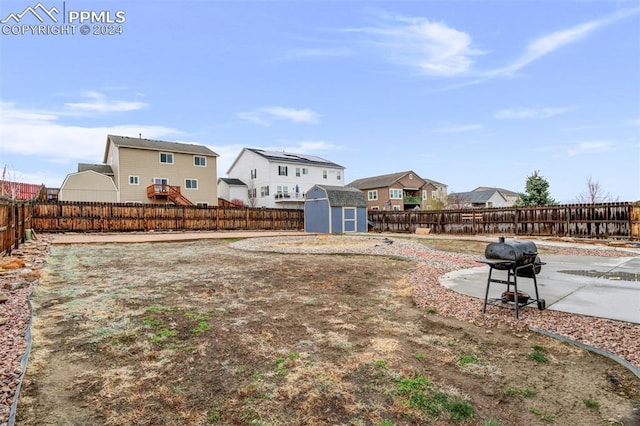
xmin=296 ymin=168 xmax=301 ymax=177
xmin=371 ymin=206 xmax=379 ymax=211
xmin=197 ymin=202 xmax=208 ymax=207
xmin=160 ymin=152 xmax=174 ymax=164
xmin=422 ymin=190 xmax=428 ymax=200
xmin=194 ymin=156 xmax=207 ymax=167
xmin=185 ymin=179 xmax=198 ymax=189
xmin=368 ymin=190 xmax=378 ymax=201
xmin=278 ymin=166 xmax=288 ymax=176
xmin=248 ymin=188 xmax=257 ymax=198
xmin=393 ymin=205 xmax=401 ymax=211
xmin=337 ymin=171 xmax=341 ymax=180
xmin=128 ymin=175 xmax=139 ymax=185
xmin=261 ymin=185 xmax=270 ymax=197
xmin=302 ymin=168 xmax=308 ymax=175
xmin=250 ymin=169 xmax=257 ymax=179
xmin=389 ymin=188 xmax=403 ymax=199
xmin=323 ymin=170 xmax=327 ymax=179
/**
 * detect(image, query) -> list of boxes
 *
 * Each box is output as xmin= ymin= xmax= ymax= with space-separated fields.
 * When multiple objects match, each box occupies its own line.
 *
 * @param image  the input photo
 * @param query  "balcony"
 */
xmin=274 ymin=193 xmax=304 ymax=202
xmin=403 ymin=196 xmax=421 ymax=204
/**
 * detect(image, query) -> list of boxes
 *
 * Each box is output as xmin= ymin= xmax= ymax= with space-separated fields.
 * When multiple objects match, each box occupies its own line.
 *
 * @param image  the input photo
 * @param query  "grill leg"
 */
xmin=513 ymin=272 xmax=519 ymax=319
xmin=532 ymin=268 xmax=540 ymax=301
xmin=483 ymin=267 xmax=493 ymax=313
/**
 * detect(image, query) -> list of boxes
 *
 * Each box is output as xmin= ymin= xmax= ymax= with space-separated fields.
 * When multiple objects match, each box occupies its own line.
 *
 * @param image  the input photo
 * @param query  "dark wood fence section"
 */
xmin=0 ymin=201 xmax=32 ymax=255
xmin=31 ymin=202 xmax=304 ymax=232
xmin=369 ymin=202 xmax=640 ymax=240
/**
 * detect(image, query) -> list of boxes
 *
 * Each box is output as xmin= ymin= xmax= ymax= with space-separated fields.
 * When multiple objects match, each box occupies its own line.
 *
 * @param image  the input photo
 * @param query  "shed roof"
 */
xmin=311 ymin=184 xmax=367 ymax=207
xmin=104 ymin=135 xmax=218 ymax=163
xmin=218 ymin=177 xmax=246 ymax=186
xmin=78 ymin=163 xmax=114 ymax=175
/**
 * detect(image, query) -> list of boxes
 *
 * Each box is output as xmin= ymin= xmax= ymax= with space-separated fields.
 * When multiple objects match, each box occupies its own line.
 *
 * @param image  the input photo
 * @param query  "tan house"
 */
xmin=348 ymin=171 xmax=447 ymax=211
xmin=59 ymin=135 xmax=219 ymax=205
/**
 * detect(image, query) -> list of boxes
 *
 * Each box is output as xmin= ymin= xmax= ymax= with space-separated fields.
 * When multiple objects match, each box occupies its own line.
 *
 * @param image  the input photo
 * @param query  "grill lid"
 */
xmin=484 ymin=237 xmax=543 ymax=275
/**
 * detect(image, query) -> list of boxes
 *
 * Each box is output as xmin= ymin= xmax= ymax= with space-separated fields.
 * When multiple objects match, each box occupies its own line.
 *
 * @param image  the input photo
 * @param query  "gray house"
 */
xmin=304 ymin=185 xmax=367 ymax=234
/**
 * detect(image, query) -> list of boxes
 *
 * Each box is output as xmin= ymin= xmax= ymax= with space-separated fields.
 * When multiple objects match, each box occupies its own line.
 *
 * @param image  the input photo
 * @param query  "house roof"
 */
xmin=246 ymin=148 xmax=343 ymax=168
xmin=348 ymin=171 xmax=427 ymax=190
xmin=424 ymin=178 xmax=447 ymax=188
xmin=78 ymin=163 xmax=114 ymax=175
xmin=310 ymin=184 xmax=367 ymax=207
xmin=473 ymin=186 xmax=520 ymax=197
xmin=449 ymin=189 xmax=507 ymax=203
xmin=218 ymin=177 xmax=246 ymax=186
xmin=104 ymin=135 xmax=218 ymax=162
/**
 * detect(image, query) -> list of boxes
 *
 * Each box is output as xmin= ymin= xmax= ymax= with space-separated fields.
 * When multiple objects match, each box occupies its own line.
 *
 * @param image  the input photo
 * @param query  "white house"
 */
xmin=217 ymin=178 xmax=248 ymax=205
xmin=226 ymin=148 xmax=345 ymax=209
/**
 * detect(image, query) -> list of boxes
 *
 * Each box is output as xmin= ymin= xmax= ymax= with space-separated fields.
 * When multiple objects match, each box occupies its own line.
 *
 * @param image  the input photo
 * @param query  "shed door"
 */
xmin=343 ymin=207 xmax=356 ymax=232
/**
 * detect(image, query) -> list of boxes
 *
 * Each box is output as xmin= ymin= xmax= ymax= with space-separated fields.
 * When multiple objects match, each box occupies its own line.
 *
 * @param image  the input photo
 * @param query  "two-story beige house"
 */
xmin=59 ymin=135 xmax=219 ymax=205
xmin=348 ymin=171 xmax=447 ymax=211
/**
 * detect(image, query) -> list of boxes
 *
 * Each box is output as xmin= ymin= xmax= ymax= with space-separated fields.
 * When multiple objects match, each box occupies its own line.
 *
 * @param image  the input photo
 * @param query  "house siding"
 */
xmin=228 ymin=149 xmax=344 ymax=209
xmin=59 ymin=171 xmax=118 ymax=202
xmin=115 ymin=147 xmax=217 ymax=205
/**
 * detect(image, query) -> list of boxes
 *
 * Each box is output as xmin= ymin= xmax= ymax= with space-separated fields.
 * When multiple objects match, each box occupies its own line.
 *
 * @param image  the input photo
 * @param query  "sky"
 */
xmin=0 ymin=0 xmax=639 ymax=204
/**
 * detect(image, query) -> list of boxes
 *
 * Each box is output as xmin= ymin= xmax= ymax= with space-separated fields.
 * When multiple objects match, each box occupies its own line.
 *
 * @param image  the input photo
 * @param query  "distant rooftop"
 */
xmin=105 ymin=135 xmax=218 ymax=161
xmin=78 ymin=163 xmax=114 ymax=175
xmin=218 ymin=177 xmax=246 ymax=186
xmin=247 ymin=148 xmax=343 ymax=168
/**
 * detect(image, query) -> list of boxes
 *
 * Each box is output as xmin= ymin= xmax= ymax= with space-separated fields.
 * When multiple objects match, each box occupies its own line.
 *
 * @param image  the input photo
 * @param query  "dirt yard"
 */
xmin=14 ymin=236 xmax=640 ymax=425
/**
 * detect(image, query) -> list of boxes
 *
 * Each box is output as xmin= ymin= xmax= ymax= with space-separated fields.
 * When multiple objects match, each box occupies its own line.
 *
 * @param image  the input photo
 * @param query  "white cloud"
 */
xmin=215 ymin=141 xmax=342 ymax=176
xmin=348 ymin=13 xmax=484 ymax=76
xmin=237 ymin=106 xmax=321 ymax=125
xmin=490 ymin=8 xmax=638 ymax=77
xmin=264 ymin=107 xmax=321 ymax=123
xmin=494 ymin=107 xmax=574 ymax=119
xmin=567 ymin=141 xmax=614 ymax=156
xmin=236 ymin=111 xmax=270 ymax=126
xmin=0 ymin=101 xmax=182 ymax=163
xmin=64 ymin=91 xmax=147 ymax=114
xmin=209 ymin=144 xmax=246 ymax=176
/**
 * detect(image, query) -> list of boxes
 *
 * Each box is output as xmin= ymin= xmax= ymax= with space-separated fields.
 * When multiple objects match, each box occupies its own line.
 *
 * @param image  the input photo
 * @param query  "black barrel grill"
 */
xmin=477 ymin=237 xmax=546 ymax=319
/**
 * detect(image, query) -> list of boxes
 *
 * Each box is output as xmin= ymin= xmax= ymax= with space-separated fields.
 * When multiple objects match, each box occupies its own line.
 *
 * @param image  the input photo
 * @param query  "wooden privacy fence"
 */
xmin=31 ymin=202 xmax=304 ymax=232
xmin=7 ymin=201 xmax=638 ymax=243
xmin=0 ymin=201 xmax=32 ymax=255
xmin=369 ymin=202 xmax=640 ymax=240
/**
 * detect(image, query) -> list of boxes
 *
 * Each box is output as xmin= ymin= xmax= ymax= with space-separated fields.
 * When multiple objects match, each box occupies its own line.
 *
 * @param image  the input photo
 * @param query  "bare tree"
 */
xmin=447 ymin=191 xmax=468 ymax=209
xmin=246 ymin=179 xmax=257 ymax=208
xmin=1 ymin=164 xmax=21 ymax=199
xmin=423 ymin=188 xmax=448 ymax=210
xmin=575 ymin=176 xmax=619 ymax=204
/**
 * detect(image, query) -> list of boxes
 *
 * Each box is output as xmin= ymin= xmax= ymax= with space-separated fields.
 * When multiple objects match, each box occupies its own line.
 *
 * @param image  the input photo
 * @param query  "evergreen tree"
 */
xmin=515 ymin=170 xmax=556 ymax=206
